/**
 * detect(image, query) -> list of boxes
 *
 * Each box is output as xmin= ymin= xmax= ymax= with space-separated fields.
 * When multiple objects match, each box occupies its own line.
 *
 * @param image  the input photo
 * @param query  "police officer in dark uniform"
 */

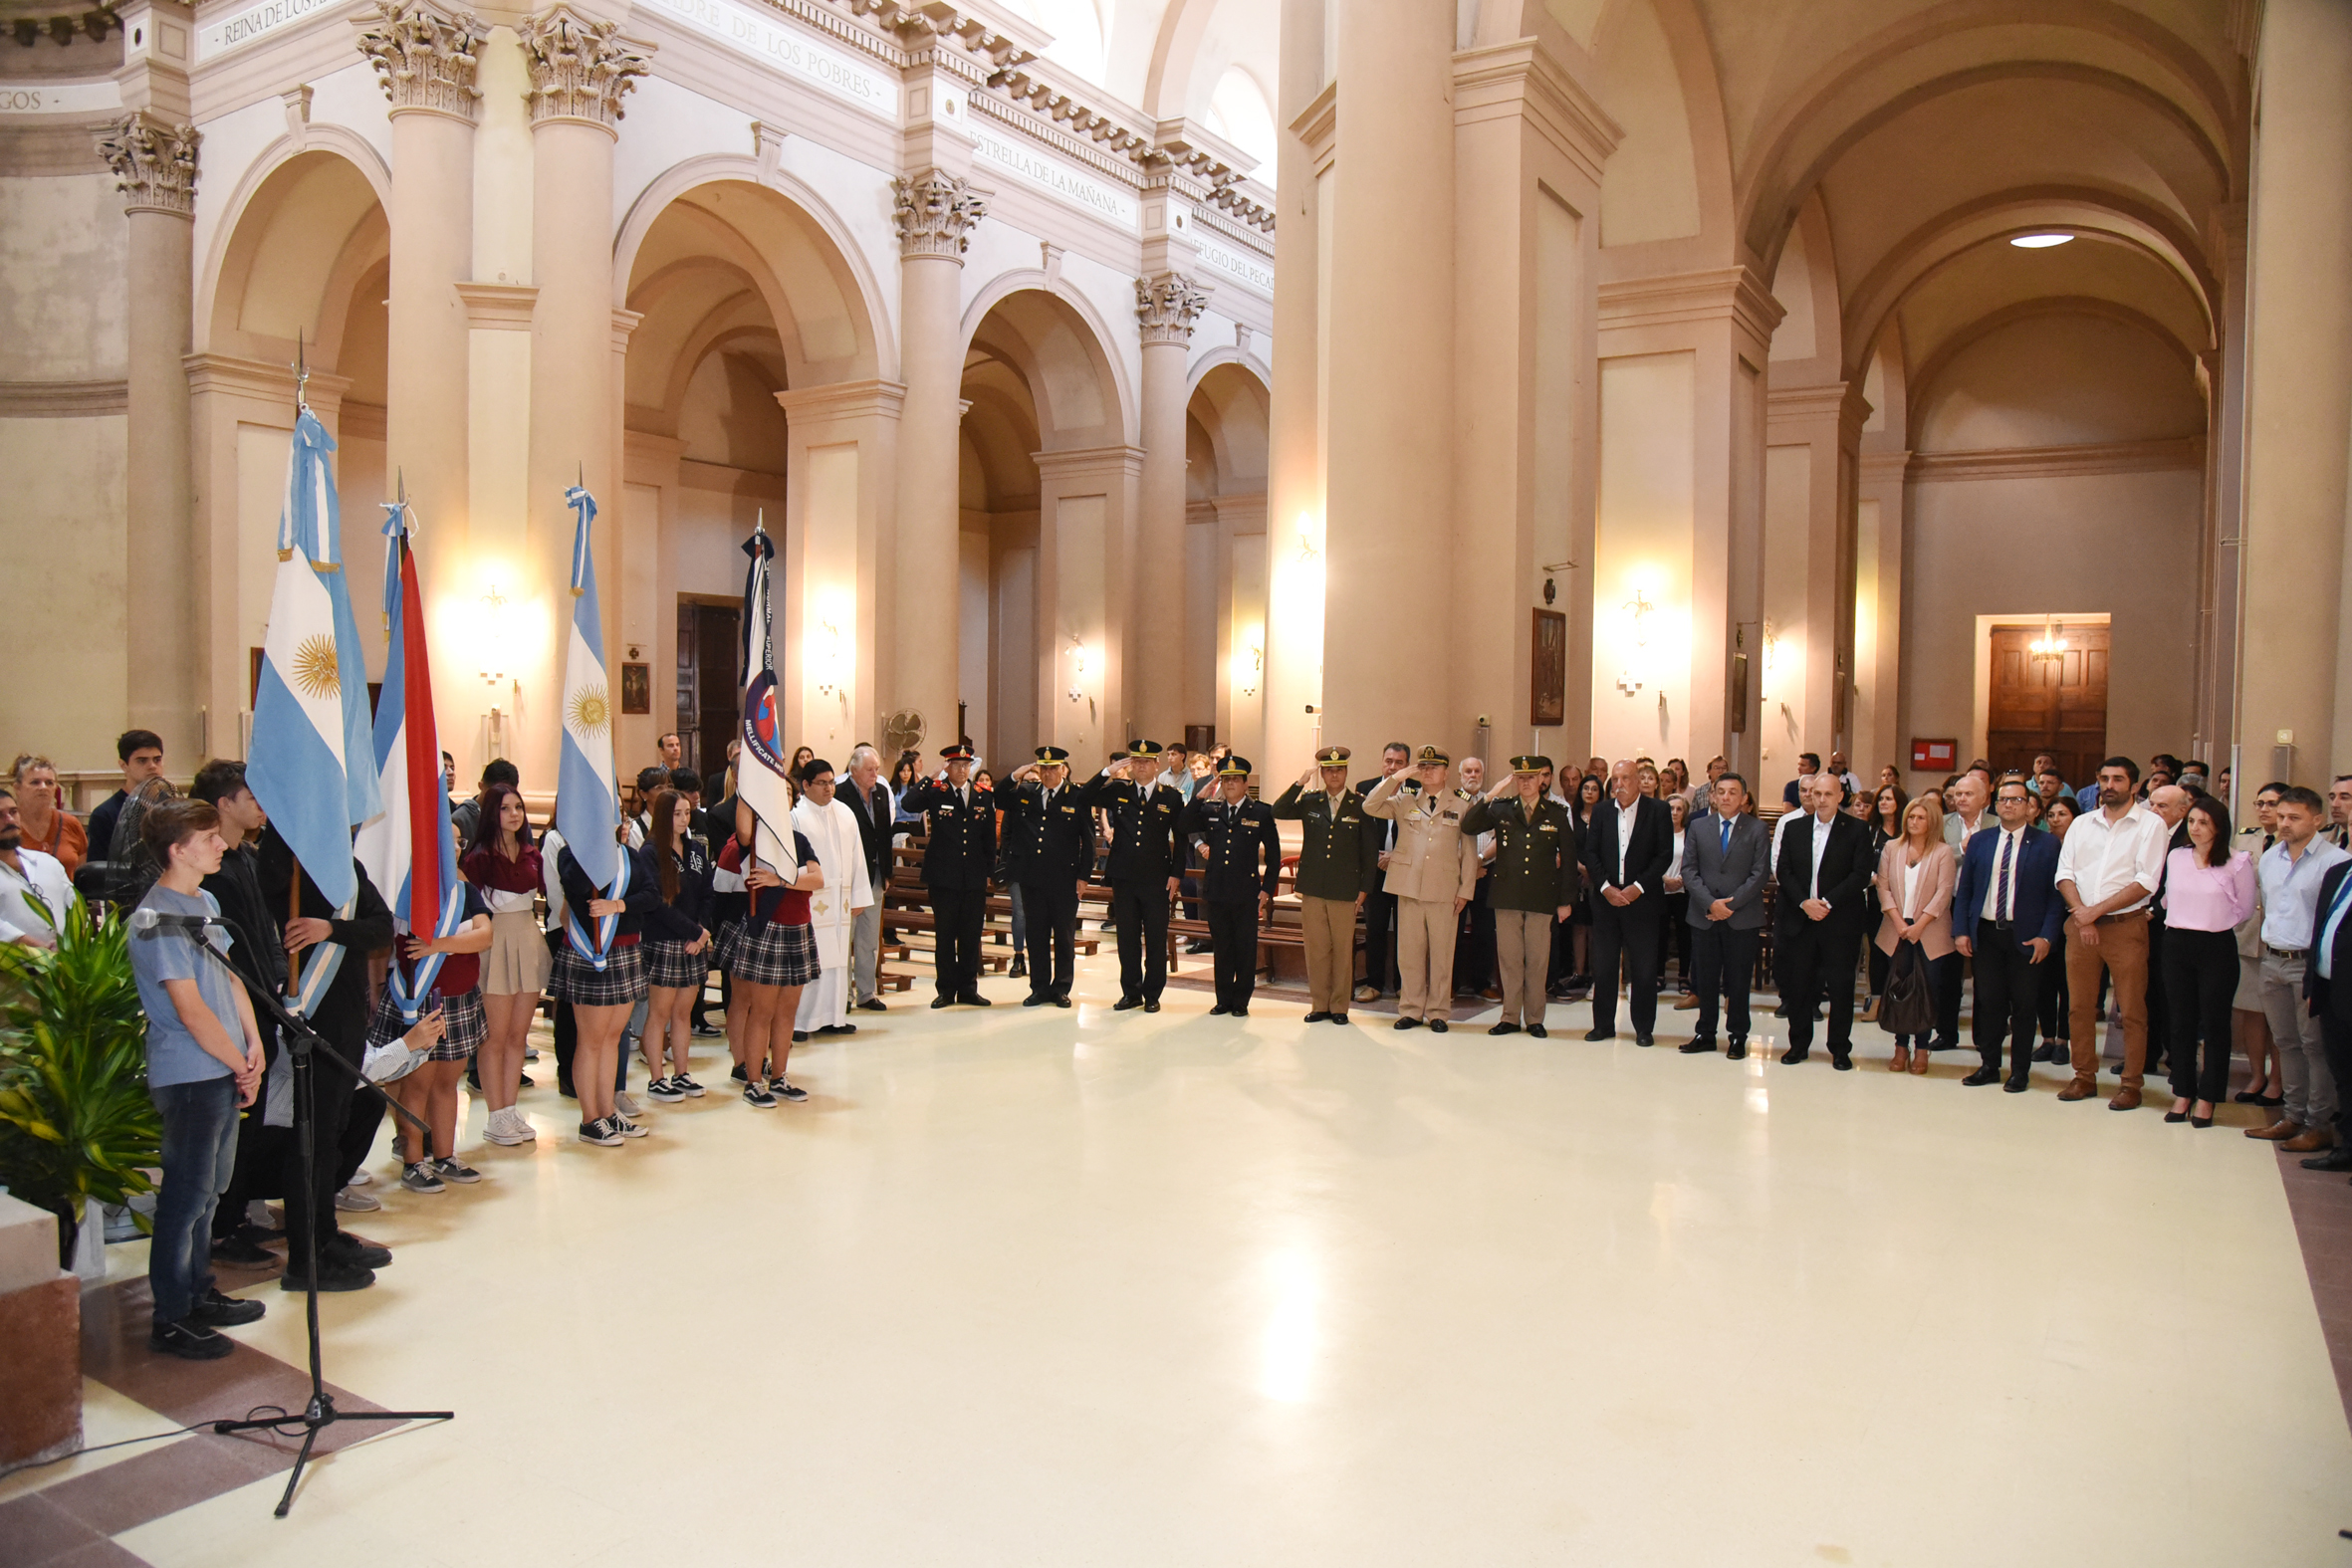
xmin=895 ymin=743 xmax=996 ymax=1008
xmin=1080 ymin=739 xmax=1185 ymax=1011
xmin=999 ymin=745 xmax=1094 ymax=1008
xmin=1180 ymin=756 xmax=1284 ymax=1016
xmin=1460 ymin=756 xmax=1577 ymax=1037
xmin=1273 ymin=746 xmax=1384 ymax=1023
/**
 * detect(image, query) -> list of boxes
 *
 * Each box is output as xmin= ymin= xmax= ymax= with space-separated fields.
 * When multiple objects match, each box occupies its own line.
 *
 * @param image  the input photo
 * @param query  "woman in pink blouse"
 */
xmin=2160 ymin=794 xmax=2257 ymax=1126
xmin=1875 ymin=795 xmax=1957 ymax=1074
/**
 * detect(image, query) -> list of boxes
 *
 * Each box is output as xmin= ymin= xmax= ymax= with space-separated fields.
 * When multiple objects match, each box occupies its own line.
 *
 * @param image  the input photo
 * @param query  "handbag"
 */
xmin=1878 ymin=939 xmax=1938 ymax=1036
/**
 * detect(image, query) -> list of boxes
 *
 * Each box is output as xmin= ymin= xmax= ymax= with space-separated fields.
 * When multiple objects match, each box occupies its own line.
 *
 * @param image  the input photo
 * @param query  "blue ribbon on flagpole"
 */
xmin=567 ymin=486 xmax=596 ymax=592
xmin=379 ymin=498 xmax=408 ymax=621
xmin=384 ymin=882 xmax=467 ymax=1024
xmin=563 ymin=848 xmax=630 ymax=970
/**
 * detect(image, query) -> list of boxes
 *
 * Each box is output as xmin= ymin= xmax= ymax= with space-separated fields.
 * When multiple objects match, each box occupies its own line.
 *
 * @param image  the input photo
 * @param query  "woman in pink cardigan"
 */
xmin=1876 ymin=795 xmax=1957 ymax=1074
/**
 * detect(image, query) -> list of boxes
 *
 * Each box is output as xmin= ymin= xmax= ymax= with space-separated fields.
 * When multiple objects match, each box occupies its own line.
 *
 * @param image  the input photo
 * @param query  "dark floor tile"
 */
xmin=0 ymin=1491 xmax=108 ymax=1568
xmin=42 ymin=1538 xmax=153 ymax=1568
xmin=38 ymin=1436 xmax=282 ymax=1537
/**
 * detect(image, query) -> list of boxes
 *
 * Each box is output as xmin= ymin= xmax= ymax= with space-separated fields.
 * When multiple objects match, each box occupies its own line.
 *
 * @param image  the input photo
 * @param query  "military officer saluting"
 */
xmin=1179 ymin=756 xmax=1283 ymax=1017
xmin=1460 ymin=756 xmax=1576 ymax=1037
xmin=895 ymin=743 xmax=996 ymax=1008
xmin=1273 ymin=746 xmax=1383 ymax=1023
xmin=1362 ymin=746 xmax=1481 ymax=1032
xmin=1000 ymin=746 xmax=1095 ymax=1008
xmin=1079 ymin=740 xmax=1186 ymax=1011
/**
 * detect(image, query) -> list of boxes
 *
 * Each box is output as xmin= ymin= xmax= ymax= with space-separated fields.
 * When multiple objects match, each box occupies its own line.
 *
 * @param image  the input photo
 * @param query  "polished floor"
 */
xmin=14 ymin=952 xmax=2352 ymax=1566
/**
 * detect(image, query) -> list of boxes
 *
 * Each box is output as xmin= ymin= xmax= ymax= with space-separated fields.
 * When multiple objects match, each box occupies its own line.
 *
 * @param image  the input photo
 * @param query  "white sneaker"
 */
xmin=333 ymin=1184 xmax=381 ymax=1212
xmin=346 ymin=1168 xmax=374 ymax=1187
xmin=613 ymin=1091 xmax=645 ymax=1118
xmin=482 ymin=1107 xmax=535 ymax=1146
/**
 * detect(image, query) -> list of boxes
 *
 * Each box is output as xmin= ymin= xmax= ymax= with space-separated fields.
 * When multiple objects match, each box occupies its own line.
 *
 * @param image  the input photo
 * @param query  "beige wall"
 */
xmin=0 ymin=174 xmax=125 ymax=381
xmin=0 ymin=415 xmax=127 ymax=768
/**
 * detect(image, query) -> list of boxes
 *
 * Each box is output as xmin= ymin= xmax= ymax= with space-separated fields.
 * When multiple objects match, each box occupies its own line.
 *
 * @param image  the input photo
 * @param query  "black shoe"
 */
xmin=2258 ymin=1093 xmax=2284 ymax=1107
xmin=1831 ymin=1054 xmax=1854 ymax=1071
xmin=1210 ymin=1005 xmax=1231 ymax=1016
xmin=729 ymin=1063 xmax=747 ymax=1082
xmin=558 ymin=1077 xmax=577 ymax=1099
xmin=2164 ymin=1107 xmax=2190 ymax=1123
xmin=1306 ymin=1010 xmax=1333 ymax=1024
xmin=792 ymin=1030 xmax=810 ymax=1043
xmin=1330 ymin=1013 xmax=1349 ymax=1025
xmin=1113 ymin=997 xmax=1143 ymax=1011
xmin=1962 ymin=1067 xmax=2001 ymax=1087
xmin=1429 ymin=1019 xmax=1449 ymax=1033
xmin=1781 ymin=1046 xmax=1811 ymax=1065
xmin=857 ymin=998 xmax=888 ymax=1012
xmin=325 ymin=1234 xmax=392 ymax=1269
xmin=281 ymin=1261 xmax=374 ymax=1293
xmin=1009 ymin=958 xmax=1028 ymax=979
xmin=1528 ymin=1024 xmax=1546 ymax=1038
xmin=188 ymin=1287 xmax=267 ymax=1327
xmin=1143 ymin=1000 xmax=1161 ymax=1013
xmin=2191 ymin=1111 xmax=2213 ymax=1127
xmin=1394 ymin=1016 xmax=1423 ymax=1031
xmin=815 ymin=1023 xmax=856 ymax=1036
xmin=1583 ymin=1027 xmax=1614 ymax=1041
xmin=210 ymin=1233 xmax=276 ymax=1266
xmin=2033 ymin=1043 xmax=2061 ymax=1063
xmin=1490 ymin=1022 xmax=1521 ymax=1036
xmin=1233 ymin=1008 xmax=1249 ymax=1017
xmin=956 ymin=993 xmax=992 ymax=1008
xmin=931 ymin=995 xmax=956 ymax=1009
xmin=1187 ymin=939 xmax=1213 ymax=954
xmin=1726 ymin=1040 xmax=1747 ymax=1060
xmin=2301 ymin=1145 xmax=2352 ymax=1172
xmin=1634 ymin=1032 xmax=1655 ymax=1047
xmin=1024 ymin=992 xmax=1054 ymax=1008
xmin=149 ymin=1319 xmax=234 ymax=1360
xmin=517 ymin=1072 xmax=535 ymax=1089
xmin=1054 ymin=995 xmax=1072 ymax=1008
xmin=1679 ymin=1039 xmax=1715 ymax=1055
xmin=691 ymin=1021 xmax=724 ymax=1037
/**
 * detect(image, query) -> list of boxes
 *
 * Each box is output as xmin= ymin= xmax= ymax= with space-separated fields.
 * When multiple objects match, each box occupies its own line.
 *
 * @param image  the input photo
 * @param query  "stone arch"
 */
xmin=196 ymin=135 xmax=391 ymax=368
xmin=1591 ymin=0 xmax=1738 ymax=256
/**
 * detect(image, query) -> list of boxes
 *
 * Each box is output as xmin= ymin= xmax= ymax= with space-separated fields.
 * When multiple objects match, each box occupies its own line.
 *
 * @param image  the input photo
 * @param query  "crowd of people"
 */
xmin=9 ymin=724 xmax=2350 ymax=1364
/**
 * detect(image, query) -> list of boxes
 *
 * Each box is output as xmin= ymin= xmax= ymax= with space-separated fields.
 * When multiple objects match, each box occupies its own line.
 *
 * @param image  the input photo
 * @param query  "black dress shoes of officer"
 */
xmin=1679 ymin=1039 xmax=1714 ymax=1054
xmin=1328 ymin=1012 xmax=1348 ymax=1025
xmin=1233 ymin=1007 xmax=1249 ymax=1017
xmin=930 ymin=995 xmax=955 ymax=1009
xmin=1634 ymin=1032 xmax=1655 ymax=1047
xmin=1394 ymin=1016 xmax=1422 ymax=1031
xmin=1210 ymin=1005 xmax=1231 ymax=1016
xmin=1780 ymin=1045 xmax=1810 ymax=1065
xmin=1053 ymin=994 xmax=1072 ymax=1008
xmin=1304 ymin=1010 xmax=1331 ymax=1023
xmin=1489 ymin=1021 xmax=1521 ymax=1037
xmin=1024 ymin=992 xmax=1053 ymax=1007
xmin=1583 ymin=1027 xmax=1614 ymax=1041
xmin=1962 ymin=1067 xmax=2002 ymax=1087
xmin=1528 ymin=1024 xmax=1546 ymax=1038
xmin=1830 ymin=1052 xmax=1853 ymax=1070
xmin=2004 ymin=1074 xmax=2030 ymax=1093
xmin=1429 ymin=1019 xmax=1449 ymax=1034
xmin=1725 ymin=1040 xmax=1747 ymax=1059
xmin=958 ymin=993 xmax=991 ymax=1007
xmin=1113 ymin=997 xmax=1144 ymax=1011
xmin=1143 ymin=1000 xmax=1160 ymax=1013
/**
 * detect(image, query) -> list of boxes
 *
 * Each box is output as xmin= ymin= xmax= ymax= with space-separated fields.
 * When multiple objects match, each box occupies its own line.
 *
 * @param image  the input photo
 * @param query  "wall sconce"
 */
xmin=1616 ymin=585 xmax=1654 ymax=695
xmin=1241 ymin=635 xmax=1263 ymax=699
xmin=1294 ymin=511 xmax=1322 ymax=568
xmin=1066 ymin=634 xmax=1089 ymax=703
xmin=478 ymin=582 xmax=511 ymax=687
xmin=812 ymin=618 xmax=845 ymax=697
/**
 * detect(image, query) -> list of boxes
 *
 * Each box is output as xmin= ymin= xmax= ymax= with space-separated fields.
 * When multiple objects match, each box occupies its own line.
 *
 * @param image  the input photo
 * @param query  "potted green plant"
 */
xmin=0 ymin=898 xmax=160 ymax=1270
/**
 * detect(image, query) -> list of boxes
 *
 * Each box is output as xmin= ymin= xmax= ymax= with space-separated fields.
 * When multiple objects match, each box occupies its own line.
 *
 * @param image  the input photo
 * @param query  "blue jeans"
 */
xmin=149 ymin=1074 xmax=240 ymax=1325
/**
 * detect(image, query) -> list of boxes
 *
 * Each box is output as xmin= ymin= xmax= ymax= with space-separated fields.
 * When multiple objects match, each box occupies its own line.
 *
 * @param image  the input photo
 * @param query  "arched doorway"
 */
xmin=1184 ymin=359 xmax=1270 ymax=765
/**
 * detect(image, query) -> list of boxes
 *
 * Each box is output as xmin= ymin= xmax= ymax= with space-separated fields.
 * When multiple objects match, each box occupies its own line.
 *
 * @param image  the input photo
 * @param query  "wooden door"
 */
xmin=1987 ymin=624 xmax=2107 ymax=783
xmin=676 ymin=595 xmax=740 ymax=780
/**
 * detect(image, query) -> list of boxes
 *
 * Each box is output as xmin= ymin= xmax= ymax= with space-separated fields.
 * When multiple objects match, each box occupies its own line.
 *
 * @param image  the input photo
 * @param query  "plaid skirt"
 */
xmin=728 ymin=917 xmax=818 ymax=989
xmin=366 ymin=983 xmax=487 ymax=1062
xmin=643 ymin=936 xmax=711 ymax=991
xmin=552 ymin=941 xmax=649 ymax=1008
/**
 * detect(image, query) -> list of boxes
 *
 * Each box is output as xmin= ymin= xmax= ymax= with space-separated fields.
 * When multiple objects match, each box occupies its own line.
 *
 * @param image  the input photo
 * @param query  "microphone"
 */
xmin=129 ymin=907 xmax=227 ymax=937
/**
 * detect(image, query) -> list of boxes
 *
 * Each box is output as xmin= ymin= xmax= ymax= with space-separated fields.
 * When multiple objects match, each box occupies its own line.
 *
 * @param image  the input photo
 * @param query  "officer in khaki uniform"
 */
xmin=1273 ymin=746 xmax=1383 ymax=1023
xmin=1363 ymin=746 xmax=1481 ymax=1031
xmin=1460 ymin=756 xmax=1576 ymax=1036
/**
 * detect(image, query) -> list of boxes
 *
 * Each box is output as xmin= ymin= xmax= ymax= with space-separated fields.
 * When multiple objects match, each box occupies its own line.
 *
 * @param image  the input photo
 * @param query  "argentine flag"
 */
xmin=247 ymin=406 xmax=356 ymax=910
xmin=353 ymin=501 xmax=463 ymax=1021
xmin=557 ymin=485 xmax=625 ymax=962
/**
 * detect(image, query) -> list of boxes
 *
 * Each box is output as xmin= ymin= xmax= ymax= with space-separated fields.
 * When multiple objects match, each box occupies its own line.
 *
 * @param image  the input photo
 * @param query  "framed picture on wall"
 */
xmin=619 ymin=662 xmax=651 ymax=716
xmin=1530 ymin=609 xmax=1566 ymax=727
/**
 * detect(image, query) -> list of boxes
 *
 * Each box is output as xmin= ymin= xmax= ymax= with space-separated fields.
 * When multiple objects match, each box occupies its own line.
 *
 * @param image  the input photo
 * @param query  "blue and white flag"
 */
xmin=738 ymin=519 xmax=795 ymax=871
xmin=247 ymin=406 xmax=355 ymax=912
xmin=556 ymin=485 xmax=626 ymax=966
xmin=314 ymin=457 xmax=382 ymax=833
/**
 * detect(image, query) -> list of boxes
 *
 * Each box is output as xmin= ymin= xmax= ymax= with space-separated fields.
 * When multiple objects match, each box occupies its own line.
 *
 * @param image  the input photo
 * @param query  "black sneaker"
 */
xmin=281 ymin=1260 xmax=375 ymax=1293
xmin=325 ymin=1234 xmax=393 ymax=1269
xmin=188 ymin=1287 xmax=267 ymax=1327
xmin=729 ymin=1062 xmax=748 ymax=1082
xmin=743 ymin=1081 xmax=778 ymax=1108
xmin=769 ymin=1076 xmax=809 ymax=1103
xmin=430 ymin=1156 xmax=483 ymax=1184
xmin=210 ymin=1233 xmax=276 ymax=1266
xmin=149 ymin=1319 xmax=234 ymax=1359
xmin=646 ymin=1075 xmax=686 ymax=1102
xmin=578 ymin=1116 xmax=624 ymax=1147
xmin=672 ymin=1072 xmax=707 ymax=1097
xmin=399 ymin=1162 xmax=446 ymax=1195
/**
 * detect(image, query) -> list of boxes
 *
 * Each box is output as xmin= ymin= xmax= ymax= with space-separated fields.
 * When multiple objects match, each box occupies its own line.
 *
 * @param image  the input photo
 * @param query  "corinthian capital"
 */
xmin=520 ymin=5 xmax=652 ymax=128
xmin=357 ymin=0 xmax=491 ymax=121
xmin=97 ymin=113 xmax=200 ymax=217
xmin=891 ymin=170 xmax=987 ymax=261
xmin=1135 ymin=272 xmax=1211 ymax=345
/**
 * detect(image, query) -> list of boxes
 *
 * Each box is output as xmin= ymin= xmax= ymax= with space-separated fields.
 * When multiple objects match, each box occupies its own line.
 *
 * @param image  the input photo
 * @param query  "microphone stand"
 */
xmin=152 ymin=922 xmax=456 ymax=1516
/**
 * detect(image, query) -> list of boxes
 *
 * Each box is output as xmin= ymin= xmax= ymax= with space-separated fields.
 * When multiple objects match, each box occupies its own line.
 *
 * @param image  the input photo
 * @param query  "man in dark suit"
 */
xmin=1351 ymin=742 xmax=1412 ymax=1002
xmin=838 ymin=744 xmax=897 ymax=1011
xmin=1952 ymin=775 xmax=2067 ymax=1090
xmin=2300 ymin=854 xmax=2352 ymax=1174
xmin=1000 ymin=746 xmax=1096 ymax=1008
xmin=1580 ymin=760 xmax=1674 ymax=1044
xmin=1678 ymin=772 xmax=1771 ymax=1059
xmin=895 ymin=742 xmax=997 ymax=1008
xmin=1774 ymin=770 xmax=1875 ymax=1067
xmin=1180 ymin=756 xmax=1284 ymax=1016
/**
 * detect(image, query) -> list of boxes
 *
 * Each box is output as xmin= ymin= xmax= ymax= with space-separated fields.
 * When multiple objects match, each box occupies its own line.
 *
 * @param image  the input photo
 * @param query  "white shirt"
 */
xmin=1666 ymin=829 xmax=1685 ymax=890
xmin=2053 ymin=801 xmax=2169 ymax=916
xmin=1982 ymin=825 xmax=2029 ymax=921
xmin=1615 ymin=798 xmax=1637 ymax=875
xmin=1901 ymin=856 xmax=1928 ymax=920
xmin=0 ymin=847 xmax=73 ymax=947
xmin=539 ymin=827 xmax=569 ymax=927
xmin=2259 ymin=835 xmax=2352 ymax=951
xmin=1808 ymin=811 xmax=1833 ymax=900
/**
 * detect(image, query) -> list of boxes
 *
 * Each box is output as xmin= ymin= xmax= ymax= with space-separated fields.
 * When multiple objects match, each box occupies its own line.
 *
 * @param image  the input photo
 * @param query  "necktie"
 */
xmin=1719 ymin=819 xmax=1732 ymax=857
xmin=1997 ymin=831 xmax=2014 ymax=921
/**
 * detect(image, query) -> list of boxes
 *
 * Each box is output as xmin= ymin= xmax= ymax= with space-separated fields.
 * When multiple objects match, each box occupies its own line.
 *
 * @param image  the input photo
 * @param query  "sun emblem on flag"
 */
xmin=569 ymin=684 xmax=611 ymax=736
xmin=292 ymin=634 xmax=341 ymax=700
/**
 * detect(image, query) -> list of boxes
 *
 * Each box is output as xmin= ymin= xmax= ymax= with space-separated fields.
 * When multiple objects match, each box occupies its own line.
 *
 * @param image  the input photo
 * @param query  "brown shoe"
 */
xmin=1909 ymin=1046 xmax=1931 ymax=1076
xmin=2057 ymin=1075 xmax=2098 ymax=1102
xmin=2246 ymin=1120 xmax=2304 ymax=1141
xmin=1889 ymin=1045 xmax=1910 ymax=1073
xmin=2281 ymin=1128 xmax=2337 ymax=1153
xmin=2106 ymin=1086 xmax=2143 ymax=1112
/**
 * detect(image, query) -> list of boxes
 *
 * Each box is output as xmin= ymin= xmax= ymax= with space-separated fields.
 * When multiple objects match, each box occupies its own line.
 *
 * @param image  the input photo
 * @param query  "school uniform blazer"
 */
xmin=1873 ymin=840 xmax=1958 ymax=959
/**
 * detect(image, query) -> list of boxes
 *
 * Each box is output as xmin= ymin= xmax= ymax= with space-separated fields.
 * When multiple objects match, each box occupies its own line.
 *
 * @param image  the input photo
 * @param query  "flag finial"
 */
xmin=293 ymin=330 xmax=309 ymax=410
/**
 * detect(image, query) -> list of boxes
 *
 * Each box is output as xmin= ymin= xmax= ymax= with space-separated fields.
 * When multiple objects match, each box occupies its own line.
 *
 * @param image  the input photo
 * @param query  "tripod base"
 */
xmin=214 ymin=1394 xmax=454 ymax=1517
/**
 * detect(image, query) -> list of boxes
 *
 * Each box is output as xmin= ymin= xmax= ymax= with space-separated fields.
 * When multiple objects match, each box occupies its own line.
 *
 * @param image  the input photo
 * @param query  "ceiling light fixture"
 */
xmin=2009 ymin=233 xmax=2073 ymax=249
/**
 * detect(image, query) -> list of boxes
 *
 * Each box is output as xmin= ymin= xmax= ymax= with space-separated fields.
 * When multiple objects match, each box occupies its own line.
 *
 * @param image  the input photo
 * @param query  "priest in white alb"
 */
xmin=792 ymin=759 xmax=873 ymax=1035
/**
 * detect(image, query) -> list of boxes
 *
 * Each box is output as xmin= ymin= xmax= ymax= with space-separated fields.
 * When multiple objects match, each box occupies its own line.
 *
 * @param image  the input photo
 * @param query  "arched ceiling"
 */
xmin=1186 ymin=360 xmax=1269 ymax=488
xmin=999 ymin=0 xmax=1280 ymax=172
xmin=964 ymin=288 xmax=1126 ymax=451
xmin=209 ymin=151 xmax=385 ymax=362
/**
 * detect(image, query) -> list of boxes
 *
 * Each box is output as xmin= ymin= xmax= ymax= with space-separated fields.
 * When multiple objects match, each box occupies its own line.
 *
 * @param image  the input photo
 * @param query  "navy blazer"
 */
xmin=1949 ymin=823 xmax=2065 ymax=952
xmin=2303 ymin=860 xmax=2352 ymax=1024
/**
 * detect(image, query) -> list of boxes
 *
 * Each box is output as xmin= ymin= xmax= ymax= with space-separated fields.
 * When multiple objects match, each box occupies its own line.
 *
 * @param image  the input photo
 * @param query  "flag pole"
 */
xmin=288 ymin=329 xmax=311 ymax=986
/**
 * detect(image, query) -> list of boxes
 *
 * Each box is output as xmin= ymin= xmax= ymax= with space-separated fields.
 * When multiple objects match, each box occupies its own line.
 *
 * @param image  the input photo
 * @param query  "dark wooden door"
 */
xmin=676 ymin=595 xmax=740 ymax=779
xmin=1987 ymin=624 xmax=2107 ymax=783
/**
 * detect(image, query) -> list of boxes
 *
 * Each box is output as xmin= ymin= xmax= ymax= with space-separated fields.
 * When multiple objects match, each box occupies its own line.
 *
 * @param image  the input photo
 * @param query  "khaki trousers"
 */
xmin=1397 ymin=895 xmax=1459 ymax=1020
xmin=1300 ymin=895 xmax=1357 ymax=1013
xmin=2066 ymin=910 xmax=2149 ymax=1089
xmin=1493 ymin=907 xmax=1554 ymax=1026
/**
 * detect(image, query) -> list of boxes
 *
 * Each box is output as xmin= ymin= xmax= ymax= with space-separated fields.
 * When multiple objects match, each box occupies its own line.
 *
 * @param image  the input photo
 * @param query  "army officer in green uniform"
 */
xmin=1460 ymin=756 xmax=1576 ymax=1036
xmin=1272 ymin=746 xmax=1384 ymax=1024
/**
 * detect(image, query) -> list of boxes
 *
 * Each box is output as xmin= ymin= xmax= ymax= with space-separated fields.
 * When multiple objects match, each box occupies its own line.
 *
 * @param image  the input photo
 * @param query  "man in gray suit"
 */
xmin=1680 ymin=772 xmax=1771 ymax=1059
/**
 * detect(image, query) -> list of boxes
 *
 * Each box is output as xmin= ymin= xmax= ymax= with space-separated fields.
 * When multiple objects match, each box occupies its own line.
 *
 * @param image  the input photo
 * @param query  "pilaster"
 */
xmin=776 ymin=380 xmax=905 ymax=757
